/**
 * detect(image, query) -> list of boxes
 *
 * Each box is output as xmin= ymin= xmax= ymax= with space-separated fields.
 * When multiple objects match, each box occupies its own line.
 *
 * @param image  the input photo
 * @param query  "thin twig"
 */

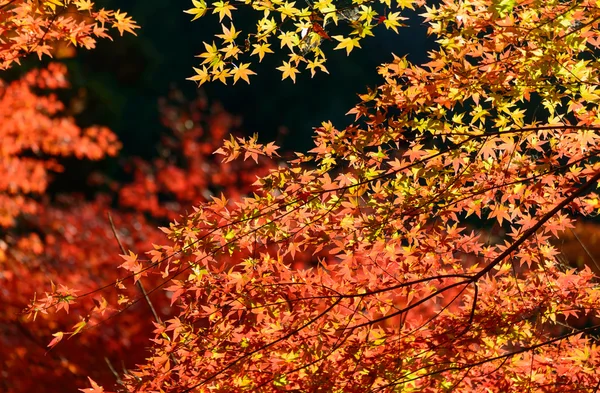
xmin=107 ymin=213 xmax=180 ymax=367
xmin=104 ymin=357 xmax=124 ymax=385
xmin=569 ymin=226 xmax=600 ymax=273
xmin=107 ymin=213 xmax=162 ymax=325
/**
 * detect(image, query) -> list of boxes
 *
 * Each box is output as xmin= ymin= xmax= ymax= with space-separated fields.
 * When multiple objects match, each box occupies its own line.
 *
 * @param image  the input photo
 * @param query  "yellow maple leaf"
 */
xmin=43 ymin=0 xmax=63 ymax=11
xmin=232 ymin=63 xmax=256 ymax=84
xmin=216 ymin=24 xmax=240 ymax=44
xmin=251 ymin=43 xmax=274 ymax=62
xmin=220 ymin=44 xmax=241 ymax=59
xmin=277 ymin=1 xmax=299 ymax=21
xmin=184 ymin=0 xmax=207 ymax=21
xmin=198 ymin=41 xmax=222 ymax=69
xmin=383 ymin=12 xmax=406 ymax=33
xmin=212 ymin=0 xmax=236 ymax=22
xmin=396 ymin=0 xmax=415 ymax=10
xmin=73 ymin=0 xmax=93 ymax=11
xmin=187 ymin=66 xmax=210 ymax=86
xmin=278 ymin=31 xmax=298 ymax=50
xmin=332 ymin=35 xmax=361 ymax=55
xmin=306 ymin=58 xmax=328 ymax=77
xmin=112 ymin=10 xmax=139 ymax=36
xmin=276 ymin=61 xmax=299 ymax=83
xmin=212 ymin=67 xmax=231 ymax=84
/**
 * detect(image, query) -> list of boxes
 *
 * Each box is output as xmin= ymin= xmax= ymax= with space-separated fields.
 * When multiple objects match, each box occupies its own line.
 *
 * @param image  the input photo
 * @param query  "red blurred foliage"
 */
xmin=1 ymin=65 xmax=277 ymax=391
xmin=0 ymin=63 xmax=120 ymax=227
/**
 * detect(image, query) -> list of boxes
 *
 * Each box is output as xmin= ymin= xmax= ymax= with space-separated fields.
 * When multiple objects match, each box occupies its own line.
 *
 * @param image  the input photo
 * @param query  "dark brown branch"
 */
xmin=473 ymin=169 xmax=600 ymax=280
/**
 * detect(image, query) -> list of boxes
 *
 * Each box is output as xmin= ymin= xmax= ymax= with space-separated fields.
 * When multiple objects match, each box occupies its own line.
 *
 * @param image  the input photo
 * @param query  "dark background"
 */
xmin=62 ymin=1 xmax=433 ymax=157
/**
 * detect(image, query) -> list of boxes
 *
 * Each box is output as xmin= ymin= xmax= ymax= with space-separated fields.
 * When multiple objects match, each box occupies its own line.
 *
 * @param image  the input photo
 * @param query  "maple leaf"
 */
xmin=47 ymin=331 xmax=64 ymax=349
xmin=396 ymin=0 xmax=415 ymax=9
xmin=276 ymin=61 xmax=299 ymax=83
xmin=212 ymin=1 xmax=236 ymax=22
xmin=119 ymin=250 xmax=139 ymax=271
xmin=42 ymin=0 xmax=64 ymax=12
xmin=489 ymin=203 xmax=512 ymax=227
xmin=231 ymin=63 xmax=256 ymax=84
xmin=111 ymin=11 xmax=139 ymax=36
xmin=216 ymin=24 xmax=240 ymax=44
xmin=92 ymin=296 xmax=109 ymax=316
xmin=220 ymin=44 xmax=241 ymax=59
xmin=74 ymin=0 xmax=93 ymax=11
xmin=332 ymin=35 xmax=361 ymax=55
xmin=251 ymin=43 xmax=274 ymax=62
xmin=278 ymin=31 xmax=297 ymax=50
xmin=118 ymin=250 xmax=143 ymax=282
xmin=403 ymin=143 xmax=428 ymax=162
xmin=263 ymin=141 xmax=280 ymax=157
xmin=383 ymin=12 xmax=406 ymax=33
xmin=79 ymin=377 xmax=110 ymax=393
xmin=184 ymin=0 xmax=208 ymax=21
xmin=212 ymin=67 xmax=231 ymax=84
xmin=71 ymin=320 xmax=87 ymax=336
xmin=187 ymin=66 xmax=210 ymax=86
xmin=307 ymin=58 xmax=328 ymax=77
xmin=198 ymin=41 xmax=222 ymax=69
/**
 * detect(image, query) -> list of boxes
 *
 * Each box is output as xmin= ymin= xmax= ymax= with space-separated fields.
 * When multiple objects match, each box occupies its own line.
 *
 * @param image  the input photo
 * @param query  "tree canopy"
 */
xmin=5 ymin=0 xmax=600 ymax=392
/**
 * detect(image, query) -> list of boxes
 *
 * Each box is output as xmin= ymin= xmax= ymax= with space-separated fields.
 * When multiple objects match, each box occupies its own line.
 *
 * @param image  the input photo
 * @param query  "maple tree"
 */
xmin=15 ymin=0 xmax=600 ymax=391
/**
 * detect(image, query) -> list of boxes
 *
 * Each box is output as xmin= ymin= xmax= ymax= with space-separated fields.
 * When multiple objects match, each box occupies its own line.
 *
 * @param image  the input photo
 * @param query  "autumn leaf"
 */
xmin=184 ymin=0 xmax=207 ymax=21
xmin=306 ymin=58 xmax=328 ymax=77
xmin=332 ymin=35 xmax=361 ymax=55
xmin=251 ymin=43 xmax=274 ymax=62
xmin=231 ymin=63 xmax=256 ymax=84
xmin=278 ymin=31 xmax=298 ymax=50
xmin=47 ymin=331 xmax=64 ymax=349
xmin=216 ymin=24 xmax=240 ymax=44
xmin=263 ymin=141 xmax=280 ymax=157
xmin=74 ymin=0 xmax=93 ymax=11
xmin=187 ymin=66 xmax=210 ymax=86
xmin=118 ymin=250 xmax=143 ymax=282
xmin=396 ymin=0 xmax=415 ymax=9
xmin=212 ymin=1 xmax=236 ymax=22
xmin=383 ymin=12 xmax=406 ymax=33
xmin=276 ymin=61 xmax=299 ymax=82
xmin=111 ymin=11 xmax=139 ymax=36
xmin=79 ymin=377 xmax=110 ymax=393
xmin=71 ymin=320 xmax=87 ymax=336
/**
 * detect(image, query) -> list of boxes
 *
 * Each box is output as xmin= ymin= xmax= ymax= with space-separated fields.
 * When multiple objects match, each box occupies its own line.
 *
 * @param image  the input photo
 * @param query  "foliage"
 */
xmin=185 ymin=0 xmax=410 ymax=84
xmin=17 ymin=0 xmax=600 ymax=392
xmin=0 ymin=3 xmax=136 ymax=389
xmin=113 ymin=0 xmax=600 ymax=391
xmin=0 ymin=0 xmax=138 ymax=70
xmin=0 ymin=66 xmax=277 ymax=391
xmin=0 ymin=62 xmax=120 ymax=227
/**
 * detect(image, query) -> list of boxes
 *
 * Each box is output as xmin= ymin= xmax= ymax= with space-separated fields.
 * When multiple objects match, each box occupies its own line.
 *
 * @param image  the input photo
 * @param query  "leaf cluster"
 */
xmin=0 ymin=0 xmax=138 ymax=69
xmin=185 ymin=0 xmax=414 ymax=84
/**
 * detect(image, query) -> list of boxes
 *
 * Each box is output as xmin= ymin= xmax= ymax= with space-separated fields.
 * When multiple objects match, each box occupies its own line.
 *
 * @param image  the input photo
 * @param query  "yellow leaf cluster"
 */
xmin=184 ymin=0 xmax=423 ymax=83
